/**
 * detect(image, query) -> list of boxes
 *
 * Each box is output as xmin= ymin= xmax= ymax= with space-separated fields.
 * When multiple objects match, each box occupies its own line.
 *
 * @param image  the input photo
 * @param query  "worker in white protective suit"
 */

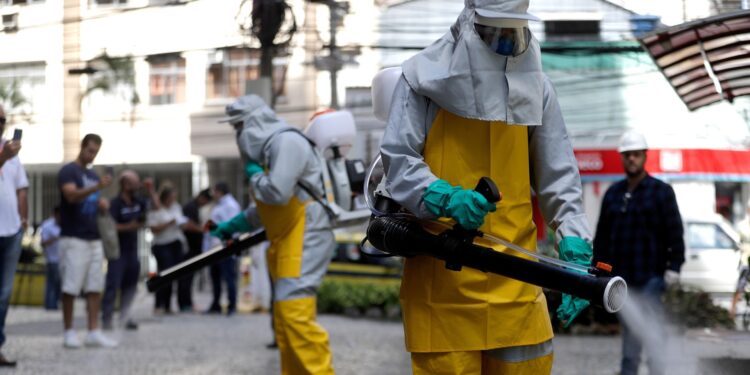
xmin=211 ymin=95 xmax=335 ymax=375
xmin=379 ymin=0 xmax=593 ymax=373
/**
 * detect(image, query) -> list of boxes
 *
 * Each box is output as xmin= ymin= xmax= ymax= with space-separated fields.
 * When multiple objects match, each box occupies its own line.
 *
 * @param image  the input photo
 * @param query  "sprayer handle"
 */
xmin=474 ymin=177 xmax=501 ymax=204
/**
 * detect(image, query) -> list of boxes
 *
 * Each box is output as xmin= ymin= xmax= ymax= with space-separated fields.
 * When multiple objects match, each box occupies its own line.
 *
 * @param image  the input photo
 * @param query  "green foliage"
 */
xmin=82 ymin=52 xmax=140 ymax=106
xmin=317 ymin=279 xmax=400 ymax=318
xmin=0 ymin=80 xmax=29 ymax=115
xmin=663 ymin=286 xmax=735 ymax=330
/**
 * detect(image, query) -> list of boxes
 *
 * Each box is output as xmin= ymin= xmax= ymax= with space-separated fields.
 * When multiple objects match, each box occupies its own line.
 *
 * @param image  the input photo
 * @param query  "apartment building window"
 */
xmin=0 ymin=0 xmax=45 ymax=6
xmin=206 ymin=48 xmax=289 ymax=100
xmin=0 ymin=62 xmax=46 ymax=115
xmin=148 ymin=54 xmax=185 ymax=105
xmin=545 ymin=20 xmax=601 ymax=41
xmin=89 ymin=0 xmax=127 ymax=6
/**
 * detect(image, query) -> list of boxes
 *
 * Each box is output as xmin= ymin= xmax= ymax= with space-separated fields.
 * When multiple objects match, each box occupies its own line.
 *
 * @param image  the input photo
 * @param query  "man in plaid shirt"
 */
xmin=593 ymin=131 xmax=684 ymax=375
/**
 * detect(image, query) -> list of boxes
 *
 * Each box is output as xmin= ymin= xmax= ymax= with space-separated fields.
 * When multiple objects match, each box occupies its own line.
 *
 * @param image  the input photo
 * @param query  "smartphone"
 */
xmin=12 ymin=128 xmax=22 ymax=141
xmin=105 ymin=166 xmax=114 ymax=176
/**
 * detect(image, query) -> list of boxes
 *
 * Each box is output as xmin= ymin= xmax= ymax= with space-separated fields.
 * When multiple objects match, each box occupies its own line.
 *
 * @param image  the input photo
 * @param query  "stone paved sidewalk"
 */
xmin=1 ymin=288 xmax=749 ymax=374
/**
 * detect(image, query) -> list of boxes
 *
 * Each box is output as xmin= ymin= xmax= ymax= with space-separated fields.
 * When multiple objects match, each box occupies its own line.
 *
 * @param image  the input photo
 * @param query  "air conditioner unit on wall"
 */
xmin=2 ymin=13 xmax=18 ymax=33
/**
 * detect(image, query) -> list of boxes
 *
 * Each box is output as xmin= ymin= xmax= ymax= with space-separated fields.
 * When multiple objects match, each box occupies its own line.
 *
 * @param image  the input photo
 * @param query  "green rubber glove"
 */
xmin=556 ymin=236 xmax=593 ymax=328
xmin=210 ymin=213 xmax=252 ymax=240
xmin=422 ymin=179 xmax=497 ymax=230
xmin=245 ymin=161 xmax=264 ymax=179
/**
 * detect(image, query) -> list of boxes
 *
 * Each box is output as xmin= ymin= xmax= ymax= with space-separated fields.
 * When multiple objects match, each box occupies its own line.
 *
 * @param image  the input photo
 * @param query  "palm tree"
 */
xmin=0 ymin=80 xmax=29 ymax=124
xmin=81 ymin=52 xmax=140 ymax=107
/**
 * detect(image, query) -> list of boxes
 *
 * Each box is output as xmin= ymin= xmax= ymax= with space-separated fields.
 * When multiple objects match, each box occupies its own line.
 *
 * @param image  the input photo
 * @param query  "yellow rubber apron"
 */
xmin=401 ymin=109 xmax=553 ymax=352
xmin=256 ymin=196 xmax=335 ymax=375
xmin=256 ymin=197 xmax=306 ymax=280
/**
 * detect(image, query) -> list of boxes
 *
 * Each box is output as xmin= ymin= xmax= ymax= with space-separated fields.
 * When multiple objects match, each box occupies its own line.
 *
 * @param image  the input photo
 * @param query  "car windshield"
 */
xmin=687 ymin=222 xmax=735 ymax=250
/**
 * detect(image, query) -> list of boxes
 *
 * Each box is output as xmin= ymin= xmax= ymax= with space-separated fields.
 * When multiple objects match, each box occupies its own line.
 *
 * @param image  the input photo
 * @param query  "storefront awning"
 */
xmin=639 ymin=10 xmax=750 ymax=111
xmin=575 ymin=148 xmax=750 ymax=182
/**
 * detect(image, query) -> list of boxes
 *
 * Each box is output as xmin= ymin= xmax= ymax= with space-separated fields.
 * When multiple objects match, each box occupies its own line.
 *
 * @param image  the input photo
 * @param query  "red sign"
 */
xmin=574 ymin=148 xmax=750 ymax=178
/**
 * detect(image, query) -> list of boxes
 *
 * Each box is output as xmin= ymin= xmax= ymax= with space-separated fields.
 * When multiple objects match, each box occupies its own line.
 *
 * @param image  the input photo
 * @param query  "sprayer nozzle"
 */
xmin=603 ymin=276 xmax=628 ymax=313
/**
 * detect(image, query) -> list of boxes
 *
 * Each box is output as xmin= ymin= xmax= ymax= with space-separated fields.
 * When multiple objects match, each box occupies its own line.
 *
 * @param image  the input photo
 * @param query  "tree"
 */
xmin=80 ymin=52 xmax=140 ymax=107
xmin=238 ymin=0 xmax=297 ymax=107
xmin=0 ymin=80 xmax=30 ymax=124
xmin=76 ymin=52 xmax=139 ymax=126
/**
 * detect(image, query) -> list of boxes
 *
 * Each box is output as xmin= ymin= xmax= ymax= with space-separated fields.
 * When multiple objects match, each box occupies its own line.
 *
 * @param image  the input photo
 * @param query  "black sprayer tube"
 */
xmin=146 ymin=230 xmax=267 ymax=293
xmin=367 ymin=216 xmax=627 ymax=312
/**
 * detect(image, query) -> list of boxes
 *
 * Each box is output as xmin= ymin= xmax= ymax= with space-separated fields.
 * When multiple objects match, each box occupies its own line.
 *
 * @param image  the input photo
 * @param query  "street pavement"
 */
xmin=1 ymin=288 xmax=749 ymax=374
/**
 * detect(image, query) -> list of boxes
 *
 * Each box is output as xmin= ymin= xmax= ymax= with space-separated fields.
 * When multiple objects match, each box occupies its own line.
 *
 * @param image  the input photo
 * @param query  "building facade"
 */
xmin=3 ymin=0 xmax=750 ymax=230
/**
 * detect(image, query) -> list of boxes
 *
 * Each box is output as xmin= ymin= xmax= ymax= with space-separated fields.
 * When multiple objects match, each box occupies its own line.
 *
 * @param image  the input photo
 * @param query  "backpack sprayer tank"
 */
xmin=304 ymin=110 xmax=366 ymax=212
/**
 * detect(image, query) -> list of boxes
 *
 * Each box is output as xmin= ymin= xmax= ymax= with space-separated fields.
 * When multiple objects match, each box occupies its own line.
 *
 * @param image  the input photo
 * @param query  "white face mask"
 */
xmin=474 ymin=23 xmax=531 ymax=56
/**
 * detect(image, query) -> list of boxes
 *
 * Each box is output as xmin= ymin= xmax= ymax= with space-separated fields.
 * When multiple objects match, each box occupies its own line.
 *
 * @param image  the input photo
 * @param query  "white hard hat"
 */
xmin=618 ymin=131 xmax=648 ymax=153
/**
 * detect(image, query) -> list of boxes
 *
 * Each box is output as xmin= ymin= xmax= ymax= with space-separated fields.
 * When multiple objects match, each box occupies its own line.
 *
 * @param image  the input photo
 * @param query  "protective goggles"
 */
xmin=474 ymin=23 xmax=531 ymax=57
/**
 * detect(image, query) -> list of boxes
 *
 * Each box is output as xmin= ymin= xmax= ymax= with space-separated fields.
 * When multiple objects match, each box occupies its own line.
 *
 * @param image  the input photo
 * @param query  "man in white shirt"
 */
xmin=0 ymin=105 xmax=28 ymax=367
xmin=205 ymin=182 xmax=241 ymax=315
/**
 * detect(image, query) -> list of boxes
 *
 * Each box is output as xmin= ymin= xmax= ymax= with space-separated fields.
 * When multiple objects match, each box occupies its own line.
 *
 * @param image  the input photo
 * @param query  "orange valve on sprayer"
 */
xmin=595 ymin=262 xmax=613 ymax=273
xmin=586 ymin=261 xmax=613 ymax=276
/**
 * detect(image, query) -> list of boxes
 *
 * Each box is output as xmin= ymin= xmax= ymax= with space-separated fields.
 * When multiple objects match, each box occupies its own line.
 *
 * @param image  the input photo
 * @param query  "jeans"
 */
xmin=102 ymin=249 xmax=140 ymax=324
xmin=0 ymin=229 xmax=23 ymax=347
xmin=44 ymin=262 xmax=61 ymax=310
xmin=152 ymin=240 xmax=183 ymax=312
xmin=177 ymin=247 xmax=200 ymax=311
xmin=621 ymin=277 xmax=666 ymax=375
xmin=209 ymin=256 xmax=238 ymax=312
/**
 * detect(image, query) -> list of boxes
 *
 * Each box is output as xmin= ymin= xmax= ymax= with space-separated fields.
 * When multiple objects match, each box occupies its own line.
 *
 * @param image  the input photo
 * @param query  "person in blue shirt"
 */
xmin=57 ymin=133 xmax=117 ymax=348
xmin=102 ymin=170 xmax=147 ymax=330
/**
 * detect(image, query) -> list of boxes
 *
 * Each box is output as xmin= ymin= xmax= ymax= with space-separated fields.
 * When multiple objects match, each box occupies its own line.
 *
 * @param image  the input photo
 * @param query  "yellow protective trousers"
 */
xmin=411 ymin=351 xmax=553 ymax=375
xmin=274 ymin=297 xmax=334 ymax=375
xmin=256 ymin=196 xmax=335 ymax=375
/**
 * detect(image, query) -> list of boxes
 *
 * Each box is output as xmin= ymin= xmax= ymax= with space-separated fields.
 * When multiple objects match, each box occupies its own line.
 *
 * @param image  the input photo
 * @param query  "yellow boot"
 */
xmin=274 ymin=297 xmax=334 ymax=375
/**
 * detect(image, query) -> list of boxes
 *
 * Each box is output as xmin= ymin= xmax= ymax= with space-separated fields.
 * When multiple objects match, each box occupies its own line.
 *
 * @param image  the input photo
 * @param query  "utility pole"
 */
xmin=328 ymin=2 xmax=341 ymax=109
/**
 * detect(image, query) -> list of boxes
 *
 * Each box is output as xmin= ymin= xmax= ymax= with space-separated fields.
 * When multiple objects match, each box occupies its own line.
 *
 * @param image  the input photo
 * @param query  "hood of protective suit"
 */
xmin=401 ymin=0 xmax=544 ymax=125
xmin=227 ymin=95 xmax=294 ymax=164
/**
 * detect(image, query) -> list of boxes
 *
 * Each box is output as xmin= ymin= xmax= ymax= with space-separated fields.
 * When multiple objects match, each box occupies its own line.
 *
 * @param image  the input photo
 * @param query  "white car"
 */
xmin=679 ymin=215 xmax=743 ymax=294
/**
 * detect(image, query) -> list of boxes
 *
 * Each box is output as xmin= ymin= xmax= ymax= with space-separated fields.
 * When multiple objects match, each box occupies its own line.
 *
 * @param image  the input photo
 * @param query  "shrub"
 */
xmin=317 ymin=279 xmax=400 ymax=318
xmin=663 ymin=286 xmax=734 ymax=330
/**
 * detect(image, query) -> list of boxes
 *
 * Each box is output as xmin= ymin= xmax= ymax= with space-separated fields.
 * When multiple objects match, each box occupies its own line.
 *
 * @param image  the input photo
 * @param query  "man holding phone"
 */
xmin=0 ymin=104 xmax=28 ymax=366
xmin=57 ymin=133 xmax=117 ymax=348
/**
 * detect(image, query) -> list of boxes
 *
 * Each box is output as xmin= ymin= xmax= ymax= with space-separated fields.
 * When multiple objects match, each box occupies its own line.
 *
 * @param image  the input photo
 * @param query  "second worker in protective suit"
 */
xmin=380 ymin=0 xmax=593 ymax=374
xmin=211 ymin=95 xmax=335 ymax=375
